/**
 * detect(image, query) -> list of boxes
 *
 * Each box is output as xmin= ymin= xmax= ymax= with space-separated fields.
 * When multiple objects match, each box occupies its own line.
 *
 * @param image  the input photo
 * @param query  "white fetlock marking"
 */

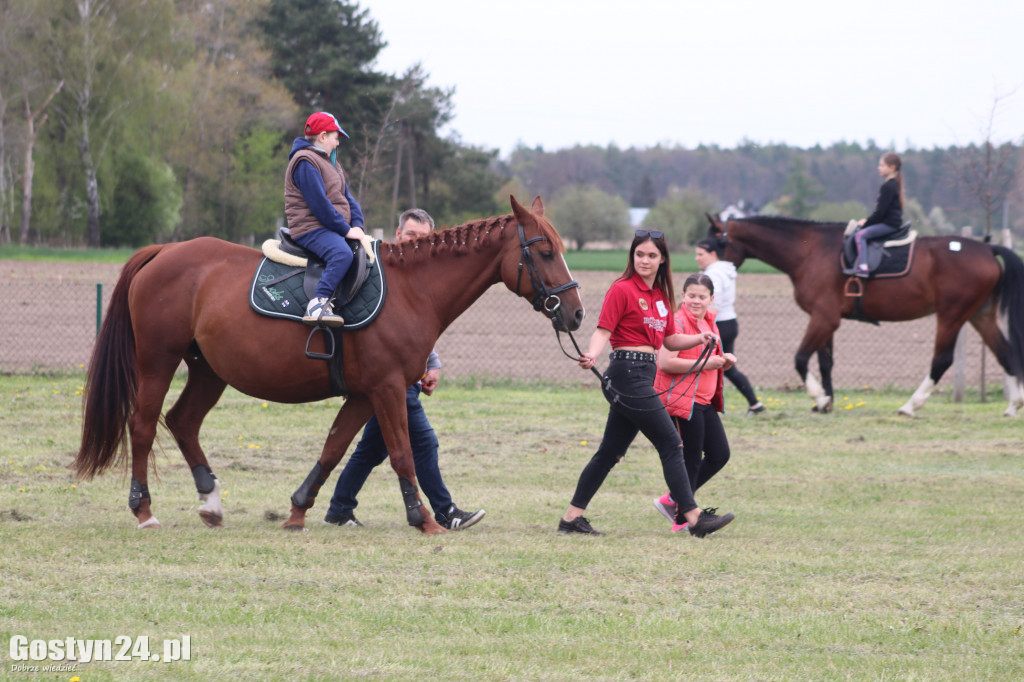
xmin=804 ymin=373 xmax=831 ymax=410
xmin=900 ymin=377 xmax=935 ymax=415
xmin=198 ymin=479 xmax=223 ymax=517
xmin=137 ymin=516 xmax=161 ymax=530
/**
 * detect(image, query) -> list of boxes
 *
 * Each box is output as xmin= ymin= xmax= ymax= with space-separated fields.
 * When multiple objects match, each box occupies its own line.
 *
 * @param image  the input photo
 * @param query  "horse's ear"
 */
xmin=531 ymin=195 xmax=545 ymax=215
xmin=510 ymin=194 xmax=528 ymax=222
xmin=706 ymin=213 xmax=723 ymax=234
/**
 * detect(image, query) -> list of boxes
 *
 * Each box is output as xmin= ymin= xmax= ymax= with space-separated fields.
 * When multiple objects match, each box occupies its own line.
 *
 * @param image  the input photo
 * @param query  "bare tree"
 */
xmin=950 ymin=91 xmax=1023 ymax=240
xmin=19 ymin=80 xmax=64 ymax=245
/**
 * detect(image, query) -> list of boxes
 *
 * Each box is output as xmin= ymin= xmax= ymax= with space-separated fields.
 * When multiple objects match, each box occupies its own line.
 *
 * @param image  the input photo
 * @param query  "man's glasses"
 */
xmin=635 ymin=229 xmax=664 ymax=239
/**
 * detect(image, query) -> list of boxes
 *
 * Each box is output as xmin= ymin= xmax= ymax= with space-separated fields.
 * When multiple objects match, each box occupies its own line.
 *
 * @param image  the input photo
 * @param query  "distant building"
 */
xmin=629 ymin=207 xmax=650 ymax=228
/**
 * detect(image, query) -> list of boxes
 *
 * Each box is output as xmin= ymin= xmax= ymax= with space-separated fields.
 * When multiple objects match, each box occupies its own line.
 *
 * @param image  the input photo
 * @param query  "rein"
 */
xmin=514 ymin=220 xmax=715 ymax=411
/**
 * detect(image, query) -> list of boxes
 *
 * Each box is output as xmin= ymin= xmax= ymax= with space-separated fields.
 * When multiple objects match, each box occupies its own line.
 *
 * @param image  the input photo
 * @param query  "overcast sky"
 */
xmin=362 ymin=0 xmax=1023 ymax=157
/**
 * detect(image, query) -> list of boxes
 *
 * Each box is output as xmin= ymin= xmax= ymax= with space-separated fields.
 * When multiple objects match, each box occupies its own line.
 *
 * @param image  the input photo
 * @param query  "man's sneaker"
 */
xmin=436 ymin=504 xmax=485 ymax=530
xmin=557 ymin=516 xmax=601 ymax=535
xmin=303 ymin=297 xmax=344 ymax=327
xmin=687 ymin=507 xmax=735 ymax=538
xmin=653 ymin=493 xmax=676 ymax=522
xmin=323 ymin=510 xmax=362 ymax=527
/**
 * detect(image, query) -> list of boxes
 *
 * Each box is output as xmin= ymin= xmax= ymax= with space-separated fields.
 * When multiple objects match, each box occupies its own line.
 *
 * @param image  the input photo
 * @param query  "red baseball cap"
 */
xmin=304 ymin=112 xmax=349 ymax=138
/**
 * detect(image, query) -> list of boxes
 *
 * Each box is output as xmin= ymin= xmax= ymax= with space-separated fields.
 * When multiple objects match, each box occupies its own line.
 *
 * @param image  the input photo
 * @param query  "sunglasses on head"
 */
xmin=635 ymin=229 xmax=664 ymax=239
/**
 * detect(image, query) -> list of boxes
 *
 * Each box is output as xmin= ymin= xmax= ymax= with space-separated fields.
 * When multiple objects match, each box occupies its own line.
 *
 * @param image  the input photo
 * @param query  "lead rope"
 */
xmin=554 ymin=325 xmax=717 ymax=413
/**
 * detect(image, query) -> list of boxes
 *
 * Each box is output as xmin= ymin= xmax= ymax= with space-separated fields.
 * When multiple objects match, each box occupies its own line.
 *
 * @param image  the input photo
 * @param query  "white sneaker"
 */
xmin=303 ymin=297 xmax=344 ymax=327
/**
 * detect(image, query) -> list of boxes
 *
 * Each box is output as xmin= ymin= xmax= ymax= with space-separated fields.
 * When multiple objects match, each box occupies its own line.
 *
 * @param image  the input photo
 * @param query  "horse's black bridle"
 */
xmin=514 ymin=221 xmax=580 ymax=317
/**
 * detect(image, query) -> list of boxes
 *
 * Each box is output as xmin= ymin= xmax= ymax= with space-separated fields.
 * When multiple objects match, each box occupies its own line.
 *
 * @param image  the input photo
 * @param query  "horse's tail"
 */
xmin=74 ymin=245 xmax=165 ymax=479
xmin=992 ymin=244 xmax=1024 ymax=381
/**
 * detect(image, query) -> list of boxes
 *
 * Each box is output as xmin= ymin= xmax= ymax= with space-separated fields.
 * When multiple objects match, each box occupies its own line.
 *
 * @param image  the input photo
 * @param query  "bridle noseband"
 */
xmin=514 ymin=222 xmax=579 ymax=318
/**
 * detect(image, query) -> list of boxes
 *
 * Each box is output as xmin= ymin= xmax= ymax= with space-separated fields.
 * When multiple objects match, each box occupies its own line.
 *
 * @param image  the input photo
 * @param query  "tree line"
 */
xmin=1 ymin=0 xmax=1020 ymax=250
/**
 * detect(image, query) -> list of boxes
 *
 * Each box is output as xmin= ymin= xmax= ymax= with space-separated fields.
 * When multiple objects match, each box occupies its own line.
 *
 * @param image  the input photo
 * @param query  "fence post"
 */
xmin=96 ymin=283 xmax=102 ymax=337
xmin=952 ymin=227 xmax=974 ymax=403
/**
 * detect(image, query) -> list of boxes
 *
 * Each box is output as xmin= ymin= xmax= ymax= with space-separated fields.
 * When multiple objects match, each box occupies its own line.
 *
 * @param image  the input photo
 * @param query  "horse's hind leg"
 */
xmin=165 ymin=352 xmax=228 ymax=526
xmin=128 ymin=363 xmax=180 ymax=529
xmin=967 ymin=305 xmax=1024 ymax=417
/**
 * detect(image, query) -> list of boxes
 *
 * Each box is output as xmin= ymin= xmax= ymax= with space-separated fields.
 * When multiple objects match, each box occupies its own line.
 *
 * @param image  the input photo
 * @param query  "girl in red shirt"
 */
xmin=558 ymin=231 xmax=735 ymax=538
xmin=652 ymin=273 xmax=738 ymax=532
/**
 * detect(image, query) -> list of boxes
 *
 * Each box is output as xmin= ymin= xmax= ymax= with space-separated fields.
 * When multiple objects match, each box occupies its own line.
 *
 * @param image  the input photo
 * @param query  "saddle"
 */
xmin=840 ymin=221 xmax=916 ymax=279
xmin=276 ymin=227 xmax=371 ymax=305
xmin=249 ymin=230 xmax=387 ymax=396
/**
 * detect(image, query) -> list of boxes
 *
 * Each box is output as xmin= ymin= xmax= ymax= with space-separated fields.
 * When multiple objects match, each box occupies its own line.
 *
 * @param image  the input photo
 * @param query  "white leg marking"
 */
xmin=804 ymin=372 xmax=831 ymax=411
xmin=137 ymin=516 xmax=161 ymax=530
xmin=899 ymin=377 xmax=935 ymax=416
xmin=198 ymin=479 xmax=224 ymax=527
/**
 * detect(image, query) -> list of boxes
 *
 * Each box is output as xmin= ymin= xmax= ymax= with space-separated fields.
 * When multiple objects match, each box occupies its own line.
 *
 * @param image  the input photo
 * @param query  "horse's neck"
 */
xmin=385 ymin=221 xmax=511 ymax=332
xmin=738 ymin=223 xmax=834 ymax=276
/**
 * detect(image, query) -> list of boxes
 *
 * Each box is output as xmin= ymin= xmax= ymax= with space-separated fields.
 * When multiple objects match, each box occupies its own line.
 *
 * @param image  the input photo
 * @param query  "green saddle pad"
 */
xmin=248 ymin=239 xmax=386 ymax=329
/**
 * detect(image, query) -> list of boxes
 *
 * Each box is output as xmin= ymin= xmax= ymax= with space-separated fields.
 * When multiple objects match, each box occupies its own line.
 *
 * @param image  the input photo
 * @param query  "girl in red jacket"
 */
xmin=652 ymin=273 xmax=738 ymax=532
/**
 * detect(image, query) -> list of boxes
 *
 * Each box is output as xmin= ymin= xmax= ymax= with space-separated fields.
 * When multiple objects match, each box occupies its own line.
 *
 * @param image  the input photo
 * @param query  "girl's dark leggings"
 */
xmin=675 ymin=404 xmax=731 ymax=492
xmin=717 ymin=318 xmax=759 ymax=407
xmin=570 ymin=358 xmax=696 ymax=516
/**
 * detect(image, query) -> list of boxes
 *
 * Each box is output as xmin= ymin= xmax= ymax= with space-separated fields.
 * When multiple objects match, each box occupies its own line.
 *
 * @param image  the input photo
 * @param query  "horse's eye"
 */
xmin=540 ymin=251 xmax=554 ymax=260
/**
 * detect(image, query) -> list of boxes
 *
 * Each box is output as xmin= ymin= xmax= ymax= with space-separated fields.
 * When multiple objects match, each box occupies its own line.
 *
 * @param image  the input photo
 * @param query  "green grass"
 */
xmin=0 ymin=244 xmax=782 ymax=274
xmin=0 ymin=245 xmax=137 ymax=263
xmin=1 ymin=375 xmax=1022 ymax=680
xmin=565 ymin=249 xmax=780 ymax=273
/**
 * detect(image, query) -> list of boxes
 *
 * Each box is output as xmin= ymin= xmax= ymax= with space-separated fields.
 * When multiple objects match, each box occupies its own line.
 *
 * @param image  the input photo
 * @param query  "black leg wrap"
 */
xmin=190 ymin=464 xmax=217 ymax=495
xmin=128 ymin=478 xmax=150 ymax=511
xmin=291 ymin=462 xmax=326 ymax=510
xmin=399 ymin=477 xmax=424 ymax=526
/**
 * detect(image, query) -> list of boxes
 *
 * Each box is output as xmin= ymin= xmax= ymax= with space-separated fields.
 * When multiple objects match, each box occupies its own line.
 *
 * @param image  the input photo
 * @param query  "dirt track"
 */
xmin=0 ymin=260 xmax=1007 ymax=395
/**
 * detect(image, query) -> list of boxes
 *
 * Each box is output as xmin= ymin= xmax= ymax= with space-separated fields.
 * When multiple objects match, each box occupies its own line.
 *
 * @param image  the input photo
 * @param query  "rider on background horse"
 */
xmin=284 ymin=111 xmax=367 ymax=326
xmin=852 ymin=152 xmax=904 ymax=277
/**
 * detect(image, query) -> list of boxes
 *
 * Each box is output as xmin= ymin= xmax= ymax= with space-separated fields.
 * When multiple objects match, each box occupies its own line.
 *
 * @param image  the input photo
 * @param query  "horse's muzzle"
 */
xmin=551 ymin=305 xmax=585 ymax=332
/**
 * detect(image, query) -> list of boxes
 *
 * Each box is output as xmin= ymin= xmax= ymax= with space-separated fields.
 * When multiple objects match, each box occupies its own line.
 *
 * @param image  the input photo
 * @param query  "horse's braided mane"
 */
xmin=742 ymin=214 xmax=846 ymax=230
xmin=381 ymin=210 xmax=564 ymax=267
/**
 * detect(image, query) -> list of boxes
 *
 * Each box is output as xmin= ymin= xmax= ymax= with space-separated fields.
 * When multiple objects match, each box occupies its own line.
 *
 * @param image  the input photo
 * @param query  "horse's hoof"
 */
xmin=418 ymin=523 xmax=447 ymax=536
xmin=137 ymin=516 xmax=161 ymax=530
xmin=199 ymin=510 xmax=223 ymax=528
xmin=281 ymin=522 xmax=307 ymax=532
xmin=897 ymin=405 xmax=915 ymax=417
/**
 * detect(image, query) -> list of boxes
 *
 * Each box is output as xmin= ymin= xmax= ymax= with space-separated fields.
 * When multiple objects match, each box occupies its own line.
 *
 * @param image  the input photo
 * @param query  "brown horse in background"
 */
xmin=707 ymin=215 xmax=1024 ymax=416
xmin=74 ymin=196 xmax=585 ymax=533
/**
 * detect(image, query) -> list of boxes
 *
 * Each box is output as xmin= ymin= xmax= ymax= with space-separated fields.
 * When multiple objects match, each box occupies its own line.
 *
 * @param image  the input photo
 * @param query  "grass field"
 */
xmin=0 ymin=244 xmax=783 ymax=275
xmin=1 ymin=375 xmax=1022 ymax=680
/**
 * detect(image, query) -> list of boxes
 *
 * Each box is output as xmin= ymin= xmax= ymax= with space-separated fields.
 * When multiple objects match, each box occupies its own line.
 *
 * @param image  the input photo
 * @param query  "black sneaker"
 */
xmin=436 ymin=505 xmax=485 ymax=530
xmin=558 ymin=516 xmax=601 ymax=535
xmin=323 ymin=511 xmax=363 ymax=527
xmin=687 ymin=507 xmax=734 ymax=538
xmin=747 ymin=404 xmax=766 ymax=415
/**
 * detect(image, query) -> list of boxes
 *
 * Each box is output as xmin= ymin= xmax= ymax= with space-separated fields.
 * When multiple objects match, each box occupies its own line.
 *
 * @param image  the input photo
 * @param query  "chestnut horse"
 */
xmin=707 ymin=215 xmax=1024 ymax=416
xmin=74 ymin=196 xmax=585 ymax=533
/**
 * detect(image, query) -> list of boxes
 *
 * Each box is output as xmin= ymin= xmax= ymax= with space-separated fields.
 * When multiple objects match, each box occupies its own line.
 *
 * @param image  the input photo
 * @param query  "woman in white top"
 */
xmin=694 ymin=239 xmax=765 ymax=414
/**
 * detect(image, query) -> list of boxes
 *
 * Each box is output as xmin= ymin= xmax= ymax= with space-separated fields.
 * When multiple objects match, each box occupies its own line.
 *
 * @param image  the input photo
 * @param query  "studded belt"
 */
xmin=609 ymin=350 xmax=656 ymax=363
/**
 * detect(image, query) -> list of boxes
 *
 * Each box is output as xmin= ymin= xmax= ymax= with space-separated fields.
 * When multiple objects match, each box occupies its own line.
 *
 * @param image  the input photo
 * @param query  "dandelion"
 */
xmin=580 ymin=440 xmax=587 ymax=446
xmin=844 ymin=404 xmax=854 ymax=410
xmin=855 ymin=401 xmax=865 ymax=407
xmin=771 ymin=430 xmax=777 ymax=436
xmin=262 ymin=402 xmax=268 ymax=408
xmin=18 ymin=488 xmax=25 ymax=492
